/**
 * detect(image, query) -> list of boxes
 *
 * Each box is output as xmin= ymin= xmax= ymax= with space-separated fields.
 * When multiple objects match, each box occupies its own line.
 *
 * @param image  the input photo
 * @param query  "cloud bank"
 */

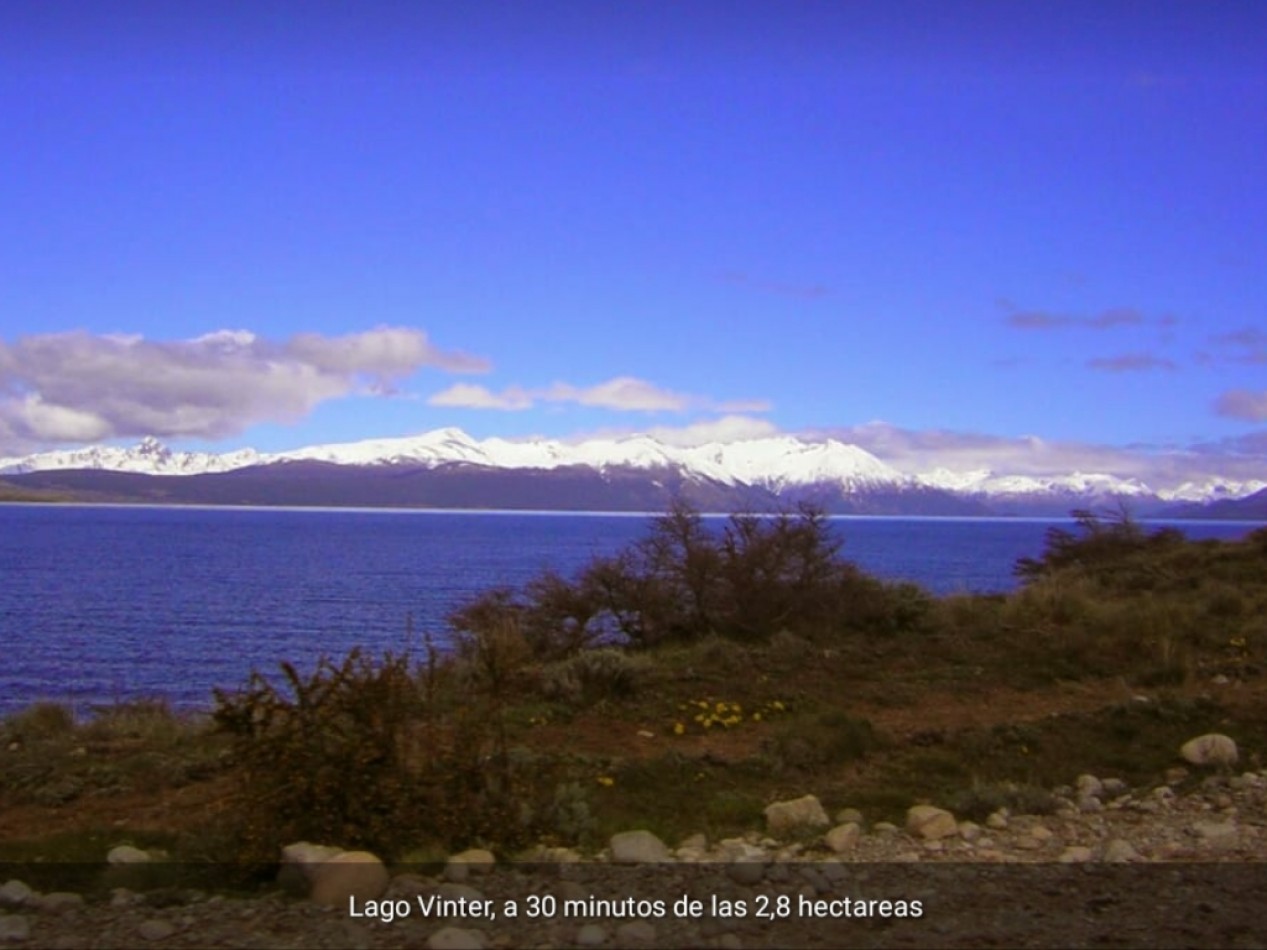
xmin=806 ymin=421 xmax=1267 ymax=489
xmin=428 ymin=377 xmax=770 ymax=415
xmin=0 ymin=327 xmax=487 ymax=451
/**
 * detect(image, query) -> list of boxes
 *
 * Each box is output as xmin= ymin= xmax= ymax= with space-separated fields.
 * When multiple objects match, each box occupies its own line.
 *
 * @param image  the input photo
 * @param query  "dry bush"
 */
xmin=212 ymin=647 xmax=558 ymax=863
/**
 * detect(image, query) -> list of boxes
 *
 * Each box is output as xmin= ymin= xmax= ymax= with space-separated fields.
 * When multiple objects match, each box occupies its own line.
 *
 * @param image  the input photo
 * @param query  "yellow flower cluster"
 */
xmin=670 ymin=697 xmax=789 ymax=735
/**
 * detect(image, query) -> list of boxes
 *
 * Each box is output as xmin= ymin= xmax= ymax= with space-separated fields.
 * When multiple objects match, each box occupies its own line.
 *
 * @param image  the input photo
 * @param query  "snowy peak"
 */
xmin=1 ymin=427 xmax=1261 ymax=509
xmin=0 ymin=439 xmax=260 ymax=476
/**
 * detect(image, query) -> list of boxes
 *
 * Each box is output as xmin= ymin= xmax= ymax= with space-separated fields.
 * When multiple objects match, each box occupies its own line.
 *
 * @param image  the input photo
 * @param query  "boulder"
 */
xmin=0 ymin=879 xmax=34 ymax=908
xmin=1103 ymin=838 xmax=1140 ymax=863
xmin=0 ymin=916 xmax=31 ymax=942
xmin=1180 ymin=734 xmax=1239 ymax=767
xmin=763 ymin=795 xmax=830 ymax=835
xmin=824 ymin=823 xmax=860 ymax=854
xmin=905 ymin=805 xmax=958 ymax=840
xmin=609 ymin=830 xmax=671 ymax=863
xmin=106 ymin=845 xmax=152 ymax=865
xmin=445 ymin=848 xmax=496 ymax=882
xmin=278 ymin=841 xmax=346 ymax=895
xmin=309 ymin=851 xmax=390 ymax=907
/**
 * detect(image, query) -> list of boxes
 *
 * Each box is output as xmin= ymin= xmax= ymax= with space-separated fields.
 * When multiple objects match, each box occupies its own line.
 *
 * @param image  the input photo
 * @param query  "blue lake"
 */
xmin=0 ymin=504 xmax=1257 ymax=715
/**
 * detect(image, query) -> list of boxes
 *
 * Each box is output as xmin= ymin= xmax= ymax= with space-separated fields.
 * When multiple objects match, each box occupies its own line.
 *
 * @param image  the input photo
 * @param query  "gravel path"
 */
xmin=4 ymin=770 xmax=1267 ymax=948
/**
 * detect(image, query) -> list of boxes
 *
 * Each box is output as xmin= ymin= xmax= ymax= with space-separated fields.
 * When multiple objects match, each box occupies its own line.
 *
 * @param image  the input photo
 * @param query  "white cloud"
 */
xmin=428 ymin=383 xmax=534 ymax=411
xmin=645 ymin=415 xmax=782 ymax=446
xmin=0 ymin=326 xmax=488 ymax=451
xmin=427 ymin=375 xmax=770 ymax=415
xmin=541 ymin=377 xmax=691 ymax=412
xmin=805 ymin=421 xmax=1267 ymax=488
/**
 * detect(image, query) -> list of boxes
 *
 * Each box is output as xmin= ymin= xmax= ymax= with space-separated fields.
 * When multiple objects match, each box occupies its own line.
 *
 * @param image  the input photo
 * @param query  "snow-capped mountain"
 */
xmin=208 ymin=428 xmax=908 ymax=491
xmin=0 ymin=436 xmax=262 ymax=476
xmin=1 ymin=428 xmax=1261 ymax=515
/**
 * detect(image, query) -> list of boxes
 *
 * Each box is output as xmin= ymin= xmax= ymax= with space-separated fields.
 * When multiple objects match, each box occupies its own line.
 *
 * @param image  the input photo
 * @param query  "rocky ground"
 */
xmin=4 ymin=757 xmax=1267 ymax=949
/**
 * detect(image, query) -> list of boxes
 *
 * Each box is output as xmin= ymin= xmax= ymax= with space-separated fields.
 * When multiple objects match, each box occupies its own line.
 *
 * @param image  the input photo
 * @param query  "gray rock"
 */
xmin=445 ymin=849 xmax=496 ymax=883
xmin=726 ymin=862 xmax=766 ymax=886
xmin=138 ymin=919 xmax=177 ymax=941
xmin=1181 ymin=734 xmax=1239 ymax=767
xmin=1193 ymin=820 xmax=1238 ymax=849
xmin=106 ymin=845 xmax=152 ymax=865
xmin=1075 ymin=774 xmax=1103 ymax=798
xmin=824 ymin=822 xmax=860 ymax=854
xmin=1101 ymin=778 xmax=1129 ymax=797
xmin=764 ymin=795 xmax=829 ymax=834
xmin=428 ymin=927 xmax=488 ymax=950
xmin=906 ymin=805 xmax=958 ymax=840
xmin=309 ymin=851 xmax=390 ymax=908
xmin=609 ymin=830 xmax=671 ymax=863
xmin=0 ymin=880 xmax=33 ymax=909
xmin=834 ymin=807 xmax=864 ymax=825
xmin=0 ymin=915 xmax=30 ymax=942
xmin=1058 ymin=845 xmax=1094 ymax=863
xmin=36 ymin=892 xmax=84 ymax=913
xmin=1103 ymin=838 xmax=1140 ymax=863
xmin=575 ymin=923 xmax=608 ymax=947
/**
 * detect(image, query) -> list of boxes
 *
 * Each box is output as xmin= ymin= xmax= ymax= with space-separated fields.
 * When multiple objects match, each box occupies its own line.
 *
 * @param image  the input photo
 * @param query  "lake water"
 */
xmin=0 ymin=504 xmax=1257 ymax=715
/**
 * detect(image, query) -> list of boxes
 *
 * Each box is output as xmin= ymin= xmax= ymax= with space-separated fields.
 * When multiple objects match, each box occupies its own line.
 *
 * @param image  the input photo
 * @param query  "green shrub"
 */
xmin=538 ymin=649 xmax=651 ymax=705
xmin=764 ymin=710 xmax=879 ymax=771
xmin=3 ymin=701 xmax=75 ymax=741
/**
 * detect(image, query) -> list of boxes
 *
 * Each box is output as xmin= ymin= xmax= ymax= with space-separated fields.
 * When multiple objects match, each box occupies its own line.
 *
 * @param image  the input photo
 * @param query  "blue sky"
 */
xmin=1 ymin=1 xmax=1264 ymax=481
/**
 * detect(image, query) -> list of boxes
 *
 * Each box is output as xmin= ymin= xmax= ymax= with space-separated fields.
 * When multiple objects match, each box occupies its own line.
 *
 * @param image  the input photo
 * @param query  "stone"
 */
xmin=678 ymin=833 xmax=707 ymax=852
xmin=436 ymin=884 xmax=487 ymax=903
xmin=958 ymin=821 xmax=982 ymax=842
xmin=37 ymin=892 xmax=85 ymax=912
xmin=309 ymin=851 xmax=390 ymax=907
xmin=763 ymin=795 xmax=830 ymax=834
xmin=906 ymin=805 xmax=958 ymax=840
xmin=0 ymin=916 xmax=30 ymax=942
xmin=0 ymin=880 xmax=34 ymax=908
xmin=138 ymin=919 xmax=177 ymax=941
xmin=445 ymin=849 xmax=496 ymax=883
xmin=609 ymin=830 xmax=671 ymax=863
xmin=1193 ymin=820 xmax=1238 ymax=850
xmin=873 ymin=822 xmax=899 ymax=835
xmin=834 ymin=807 xmax=864 ymax=825
xmin=985 ymin=810 xmax=1009 ymax=830
xmin=1075 ymin=774 xmax=1103 ymax=798
xmin=575 ymin=923 xmax=608 ymax=947
xmin=1101 ymin=778 xmax=1129 ymax=797
xmin=1180 ymin=734 xmax=1239 ymax=767
xmin=726 ymin=862 xmax=766 ymax=886
xmin=428 ymin=927 xmax=488 ymax=950
xmin=1103 ymin=839 xmax=1140 ymax=863
xmin=616 ymin=921 xmax=658 ymax=945
xmin=1058 ymin=846 xmax=1093 ymax=863
xmin=106 ymin=845 xmax=152 ymax=865
xmin=824 ymin=822 xmax=860 ymax=854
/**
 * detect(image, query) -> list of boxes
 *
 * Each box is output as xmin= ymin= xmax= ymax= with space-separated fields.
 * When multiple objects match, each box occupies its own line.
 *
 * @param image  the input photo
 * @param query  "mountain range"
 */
xmin=1 ymin=428 xmax=1264 ymax=518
